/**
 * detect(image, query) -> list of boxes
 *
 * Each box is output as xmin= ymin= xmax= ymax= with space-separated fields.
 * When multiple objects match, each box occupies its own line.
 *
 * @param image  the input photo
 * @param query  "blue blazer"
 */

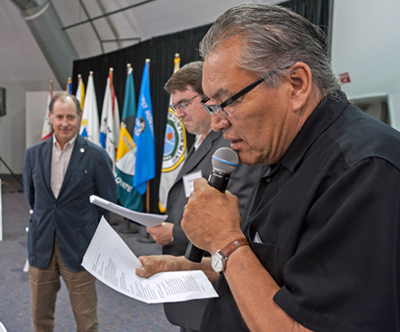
xmin=23 ymin=135 xmax=117 ymax=272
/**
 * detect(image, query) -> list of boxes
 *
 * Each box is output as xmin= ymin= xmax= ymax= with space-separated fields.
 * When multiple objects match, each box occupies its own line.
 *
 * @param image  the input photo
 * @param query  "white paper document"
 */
xmin=90 ymin=195 xmax=166 ymax=227
xmin=82 ymin=217 xmax=219 ymax=304
xmin=183 ymin=170 xmax=202 ymax=198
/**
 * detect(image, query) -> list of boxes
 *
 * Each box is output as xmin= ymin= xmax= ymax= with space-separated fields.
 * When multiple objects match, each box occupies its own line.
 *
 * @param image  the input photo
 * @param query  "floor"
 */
xmin=0 ymin=174 xmax=179 ymax=332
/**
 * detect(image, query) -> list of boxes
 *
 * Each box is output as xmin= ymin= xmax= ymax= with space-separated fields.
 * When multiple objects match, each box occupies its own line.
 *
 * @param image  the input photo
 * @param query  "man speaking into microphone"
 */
xmin=137 ymin=4 xmax=400 ymax=332
xmin=146 ymin=61 xmax=261 ymax=332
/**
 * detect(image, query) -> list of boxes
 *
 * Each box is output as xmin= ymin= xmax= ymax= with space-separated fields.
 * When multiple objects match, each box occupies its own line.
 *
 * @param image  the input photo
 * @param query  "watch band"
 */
xmin=218 ymin=237 xmax=249 ymax=260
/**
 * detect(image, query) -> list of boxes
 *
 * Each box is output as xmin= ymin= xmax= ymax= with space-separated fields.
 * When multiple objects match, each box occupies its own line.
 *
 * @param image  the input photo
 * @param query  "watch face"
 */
xmin=211 ymin=252 xmax=224 ymax=273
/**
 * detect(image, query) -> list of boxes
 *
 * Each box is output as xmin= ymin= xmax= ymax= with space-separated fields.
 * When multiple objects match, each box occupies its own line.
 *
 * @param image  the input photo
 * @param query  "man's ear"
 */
xmin=288 ymin=62 xmax=313 ymax=112
xmin=48 ymin=111 xmax=53 ymax=124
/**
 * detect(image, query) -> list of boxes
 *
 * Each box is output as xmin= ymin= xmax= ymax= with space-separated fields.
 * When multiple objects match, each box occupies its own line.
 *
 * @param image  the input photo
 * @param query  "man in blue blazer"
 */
xmin=147 ymin=61 xmax=261 ymax=332
xmin=23 ymin=92 xmax=117 ymax=332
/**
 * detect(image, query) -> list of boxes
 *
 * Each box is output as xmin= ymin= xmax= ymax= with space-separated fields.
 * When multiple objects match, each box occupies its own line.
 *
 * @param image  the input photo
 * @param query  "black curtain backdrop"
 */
xmin=72 ymin=0 xmax=331 ymax=214
xmin=280 ymin=0 xmax=331 ymax=36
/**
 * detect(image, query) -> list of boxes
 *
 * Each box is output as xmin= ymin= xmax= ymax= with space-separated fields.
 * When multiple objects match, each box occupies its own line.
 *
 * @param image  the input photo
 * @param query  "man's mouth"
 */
xmin=225 ymin=136 xmax=243 ymax=150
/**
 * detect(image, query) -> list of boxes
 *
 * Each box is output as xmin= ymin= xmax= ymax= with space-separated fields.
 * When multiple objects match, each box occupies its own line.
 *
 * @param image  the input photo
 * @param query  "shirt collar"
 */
xmin=278 ymin=92 xmax=349 ymax=173
xmin=53 ymin=134 xmax=78 ymax=150
xmin=194 ymin=128 xmax=213 ymax=150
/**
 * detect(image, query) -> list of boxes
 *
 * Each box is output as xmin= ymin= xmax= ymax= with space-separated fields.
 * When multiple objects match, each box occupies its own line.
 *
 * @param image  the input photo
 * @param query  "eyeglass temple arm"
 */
xmin=220 ymin=77 xmax=265 ymax=108
xmin=220 ymin=66 xmax=288 ymax=108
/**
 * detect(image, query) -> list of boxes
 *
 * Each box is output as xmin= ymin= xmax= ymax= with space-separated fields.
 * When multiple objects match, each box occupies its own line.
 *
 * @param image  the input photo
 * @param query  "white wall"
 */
xmin=331 ymin=0 xmax=400 ymax=130
xmin=0 ymin=81 xmax=26 ymax=175
xmin=25 ymin=90 xmax=63 ymax=149
xmin=26 ymin=92 xmax=48 ymax=148
xmin=0 ymin=0 xmax=61 ymax=175
xmin=0 ymin=81 xmax=56 ymax=175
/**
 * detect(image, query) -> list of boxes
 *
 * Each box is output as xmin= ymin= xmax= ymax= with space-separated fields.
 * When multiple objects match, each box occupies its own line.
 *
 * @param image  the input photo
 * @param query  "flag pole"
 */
xmin=137 ymin=183 xmax=154 ymax=242
xmin=119 ymin=63 xmax=139 ymax=234
xmin=145 ymin=59 xmax=151 ymax=215
xmin=138 ymin=59 xmax=155 ymax=243
xmin=107 ymin=67 xmax=120 ymax=227
xmin=66 ymin=77 xmax=72 ymax=93
xmin=158 ymin=53 xmax=184 ymax=213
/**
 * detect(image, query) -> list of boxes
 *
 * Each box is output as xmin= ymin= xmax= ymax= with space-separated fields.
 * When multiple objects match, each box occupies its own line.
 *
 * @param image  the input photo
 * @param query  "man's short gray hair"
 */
xmin=49 ymin=92 xmax=82 ymax=116
xmin=199 ymin=4 xmax=340 ymax=98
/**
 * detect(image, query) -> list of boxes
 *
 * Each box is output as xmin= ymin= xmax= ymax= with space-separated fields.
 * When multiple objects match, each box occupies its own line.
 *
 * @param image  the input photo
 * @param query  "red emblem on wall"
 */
xmin=339 ymin=72 xmax=351 ymax=84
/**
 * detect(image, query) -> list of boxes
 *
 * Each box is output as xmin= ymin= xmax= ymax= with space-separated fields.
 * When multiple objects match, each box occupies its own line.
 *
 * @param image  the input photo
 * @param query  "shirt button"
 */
xmin=266 ymin=177 xmax=271 ymax=183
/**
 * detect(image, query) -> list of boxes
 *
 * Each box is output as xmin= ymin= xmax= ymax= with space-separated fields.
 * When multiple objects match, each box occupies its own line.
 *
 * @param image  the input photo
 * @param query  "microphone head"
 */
xmin=212 ymin=147 xmax=239 ymax=175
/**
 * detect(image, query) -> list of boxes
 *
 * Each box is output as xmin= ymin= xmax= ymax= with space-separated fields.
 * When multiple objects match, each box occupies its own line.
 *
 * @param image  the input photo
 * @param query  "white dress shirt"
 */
xmin=51 ymin=135 xmax=77 ymax=198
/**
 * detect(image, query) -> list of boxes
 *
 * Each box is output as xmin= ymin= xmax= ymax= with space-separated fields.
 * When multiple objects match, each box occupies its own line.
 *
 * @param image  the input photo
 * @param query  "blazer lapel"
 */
xmin=173 ymin=130 xmax=222 ymax=185
xmin=40 ymin=136 xmax=54 ymax=196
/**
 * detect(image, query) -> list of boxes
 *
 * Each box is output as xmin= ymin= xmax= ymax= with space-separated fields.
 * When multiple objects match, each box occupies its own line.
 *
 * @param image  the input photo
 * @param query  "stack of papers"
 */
xmin=82 ymin=197 xmax=218 ymax=304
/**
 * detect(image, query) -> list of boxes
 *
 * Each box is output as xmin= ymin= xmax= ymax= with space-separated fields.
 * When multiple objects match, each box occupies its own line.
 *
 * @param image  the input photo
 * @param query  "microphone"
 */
xmin=184 ymin=147 xmax=239 ymax=263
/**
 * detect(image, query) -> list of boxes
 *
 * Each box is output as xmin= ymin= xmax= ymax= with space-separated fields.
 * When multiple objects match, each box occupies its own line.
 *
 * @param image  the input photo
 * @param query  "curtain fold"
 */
xmin=280 ymin=0 xmax=331 ymax=40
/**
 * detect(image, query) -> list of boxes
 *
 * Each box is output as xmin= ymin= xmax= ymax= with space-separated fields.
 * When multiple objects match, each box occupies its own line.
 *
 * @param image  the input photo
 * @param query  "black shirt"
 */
xmin=201 ymin=94 xmax=400 ymax=332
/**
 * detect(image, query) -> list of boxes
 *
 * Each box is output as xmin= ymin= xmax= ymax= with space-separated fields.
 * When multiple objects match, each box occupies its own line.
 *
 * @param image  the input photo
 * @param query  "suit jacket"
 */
xmin=23 ymin=135 xmax=117 ymax=272
xmin=163 ymin=130 xmax=262 ymax=331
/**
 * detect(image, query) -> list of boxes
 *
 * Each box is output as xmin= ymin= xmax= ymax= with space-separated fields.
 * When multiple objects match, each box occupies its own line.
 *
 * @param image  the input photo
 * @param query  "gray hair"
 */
xmin=199 ymin=4 xmax=341 ymax=98
xmin=49 ymin=92 xmax=82 ymax=115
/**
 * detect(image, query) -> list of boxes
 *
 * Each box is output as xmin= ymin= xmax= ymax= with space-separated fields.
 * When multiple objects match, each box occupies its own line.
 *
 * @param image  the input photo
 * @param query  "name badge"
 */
xmin=183 ymin=170 xmax=202 ymax=198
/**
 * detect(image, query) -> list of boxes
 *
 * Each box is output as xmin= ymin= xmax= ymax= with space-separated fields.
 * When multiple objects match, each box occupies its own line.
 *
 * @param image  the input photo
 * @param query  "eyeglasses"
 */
xmin=170 ymin=94 xmax=201 ymax=112
xmin=200 ymin=65 xmax=292 ymax=118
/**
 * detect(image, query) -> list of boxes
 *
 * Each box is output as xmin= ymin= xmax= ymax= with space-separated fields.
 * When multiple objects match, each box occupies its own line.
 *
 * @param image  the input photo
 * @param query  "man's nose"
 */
xmin=61 ymin=117 xmax=69 ymax=126
xmin=176 ymin=107 xmax=185 ymax=119
xmin=211 ymin=113 xmax=230 ymax=132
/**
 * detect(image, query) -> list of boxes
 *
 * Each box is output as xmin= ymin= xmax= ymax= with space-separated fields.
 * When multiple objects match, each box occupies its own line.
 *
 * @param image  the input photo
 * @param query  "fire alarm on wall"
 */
xmin=339 ymin=72 xmax=351 ymax=84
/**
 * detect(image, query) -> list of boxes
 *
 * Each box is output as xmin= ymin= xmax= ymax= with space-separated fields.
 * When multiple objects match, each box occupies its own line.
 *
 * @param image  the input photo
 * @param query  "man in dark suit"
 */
xmin=23 ymin=92 xmax=117 ymax=332
xmin=146 ymin=61 xmax=261 ymax=332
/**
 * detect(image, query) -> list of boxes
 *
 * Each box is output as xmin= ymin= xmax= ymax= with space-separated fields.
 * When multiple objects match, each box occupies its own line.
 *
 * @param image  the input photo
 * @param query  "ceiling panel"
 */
xmin=0 ymin=0 xmax=283 ymax=89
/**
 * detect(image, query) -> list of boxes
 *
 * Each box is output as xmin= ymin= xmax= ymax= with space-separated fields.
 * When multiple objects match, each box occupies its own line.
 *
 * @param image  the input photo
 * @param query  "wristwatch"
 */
xmin=211 ymin=238 xmax=249 ymax=274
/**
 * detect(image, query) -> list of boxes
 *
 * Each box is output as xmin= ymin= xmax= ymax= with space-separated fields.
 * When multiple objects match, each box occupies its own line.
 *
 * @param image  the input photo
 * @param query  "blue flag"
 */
xmin=133 ymin=61 xmax=155 ymax=195
xmin=115 ymin=66 xmax=144 ymax=211
xmin=66 ymin=77 xmax=72 ymax=94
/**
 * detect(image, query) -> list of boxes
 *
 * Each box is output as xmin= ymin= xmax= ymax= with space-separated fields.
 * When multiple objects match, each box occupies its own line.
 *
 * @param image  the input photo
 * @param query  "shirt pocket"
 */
xmin=70 ymin=169 xmax=95 ymax=194
xmin=250 ymin=240 xmax=279 ymax=279
xmin=247 ymin=223 xmax=278 ymax=277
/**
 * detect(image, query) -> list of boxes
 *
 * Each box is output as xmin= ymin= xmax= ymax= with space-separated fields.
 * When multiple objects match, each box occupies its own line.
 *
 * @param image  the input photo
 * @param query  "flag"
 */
xmin=75 ymin=74 xmax=85 ymax=110
xmin=100 ymin=68 xmax=120 ymax=170
xmin=115 ymin=64 xmax=143 ymax=212
xmin=41 ymin=80 xmax=53 ymax=141
xmin=158 ymin=54 xmax=187 ymax=212
xmin=66 ymin=77 xmax=72 ymax=94
xmin=80 ymin=71 xmax=100 ymax=144
xmin=133 ymin=60 xmax=155 ymax=195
